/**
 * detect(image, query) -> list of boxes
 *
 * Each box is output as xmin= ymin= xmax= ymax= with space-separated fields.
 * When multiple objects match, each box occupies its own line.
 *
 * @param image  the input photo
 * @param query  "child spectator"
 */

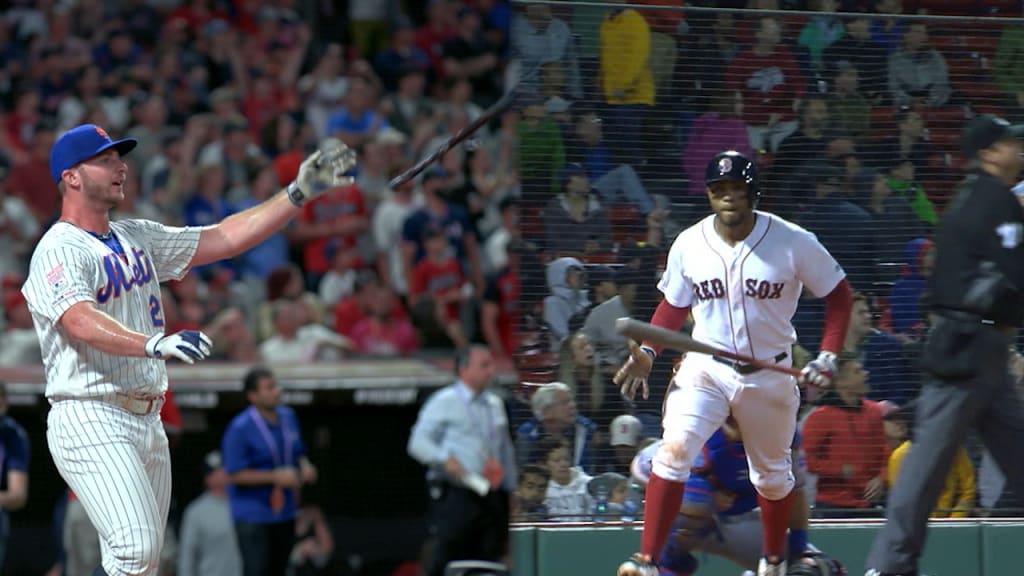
xmin=409 ymin=223 xmax=469 ymax=350
xmin=538 ymin=437 xmax=593 ymax=522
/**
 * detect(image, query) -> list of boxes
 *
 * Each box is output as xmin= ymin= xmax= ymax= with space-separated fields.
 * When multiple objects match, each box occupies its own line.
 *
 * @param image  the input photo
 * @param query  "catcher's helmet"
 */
xmin=786 ymin=553 xmax=847 ymax=576
xmin=704 ymin=150 xmax=758 ymax=206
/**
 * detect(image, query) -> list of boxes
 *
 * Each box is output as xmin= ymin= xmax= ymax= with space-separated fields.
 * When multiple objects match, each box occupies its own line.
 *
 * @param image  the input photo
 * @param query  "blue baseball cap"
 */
xmin=49 ymin=124 xmax=137 ymax=183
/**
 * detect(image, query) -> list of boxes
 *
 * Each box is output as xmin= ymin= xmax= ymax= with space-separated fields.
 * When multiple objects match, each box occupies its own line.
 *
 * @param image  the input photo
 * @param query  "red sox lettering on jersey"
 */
xmin=692 ymin=278 xmax=786 ymax=302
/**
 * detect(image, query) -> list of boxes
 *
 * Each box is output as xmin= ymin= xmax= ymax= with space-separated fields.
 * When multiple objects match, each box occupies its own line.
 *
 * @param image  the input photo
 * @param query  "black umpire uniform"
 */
xmin=866 ymin=115 xmax=1024 ymax=575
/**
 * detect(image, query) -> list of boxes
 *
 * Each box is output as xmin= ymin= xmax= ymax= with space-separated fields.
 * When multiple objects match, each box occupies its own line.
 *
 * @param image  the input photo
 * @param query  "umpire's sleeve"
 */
xmin=407 ymin=389 xmax=448 ymax=467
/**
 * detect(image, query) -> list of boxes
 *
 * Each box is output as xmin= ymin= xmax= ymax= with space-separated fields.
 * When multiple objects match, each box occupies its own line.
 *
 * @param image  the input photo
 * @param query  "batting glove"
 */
xmin=614 ymin=341 xmax=655 ymax=400
xmin=286 ymin=138 xmax=358 ymax=206
xmin=800 ymin=351 xmax=837 ymax=388
xmin=145 ymin=331 xmax=213 ymax=364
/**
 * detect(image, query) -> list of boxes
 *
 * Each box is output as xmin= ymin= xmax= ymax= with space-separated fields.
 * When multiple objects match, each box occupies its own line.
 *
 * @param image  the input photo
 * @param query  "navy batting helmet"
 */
xmin=704 ymin=150 xmax=758 ymax=206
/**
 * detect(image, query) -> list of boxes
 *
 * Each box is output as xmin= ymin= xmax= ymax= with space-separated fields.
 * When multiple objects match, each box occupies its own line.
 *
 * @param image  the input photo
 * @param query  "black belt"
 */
xmin=712 ymin=352 xmax=787 ymax=375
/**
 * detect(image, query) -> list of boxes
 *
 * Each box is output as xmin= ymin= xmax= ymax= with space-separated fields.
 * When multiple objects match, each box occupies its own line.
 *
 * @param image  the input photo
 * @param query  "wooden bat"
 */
xmin=614 ymin=318 xmax=802 ymax=378
xmin=388 ymin=88 xmax=516 ymax=189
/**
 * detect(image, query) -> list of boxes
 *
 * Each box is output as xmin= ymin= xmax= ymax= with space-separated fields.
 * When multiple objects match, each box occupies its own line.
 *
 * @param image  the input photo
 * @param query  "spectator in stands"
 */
xmin=8 ymin=121 xmax=58 ymax=223
xmin=542 ymin=164 xmax=612 ymax=257
xmin=381 ymin=67 xmax=435 ymax=148
xmin=725 ymin=15 xmax=806 ymax=152
xmin=683 ymin=11 xmax=741 ymax=112
xmin=682 ymin=90 xmax=753 ymax=197
xmin=830 ymin=65 xmax=871 ymax=143
xmin=232 ymin=163 xmax=292 ymax=282
xmin=511 ymin=2 xmax=581 ymax=100
xmin=803 ymin=355 xmax=889 ymax=517
xmin=297 ymin=43 xmax=350 ymax=141
xmin=872 ymin=106 xmax=932 ymax=175
xmin=178 ymin=451 xmax=242 ymax=576
xmin=516 ymin=381 xmax=598 ymax=474
xmin=993 ymin=24 xmax=1024 ymax=123
xmin=481 ymin=233 xmax=521 ymax=363
xmin=349 ymin=284 xmax=419 ymax=356
xmin=442 ymin=6 xmax=502 ymax=107
xmin=335 ymin=269 xmax=404 ymax=337
xmin=318 ymin=242 xmax=360 ymax=308
xmin=885 ymin=405 xmax=976 ymax=518
xmin=851 ymin=167 xmax=926 ymax=279
xmin=871 ymin=0 xmax=907 ymax=54
xmin=511 ymin=464 xmax=550 ymax=522
xmin=769 ymin=94 xmax=849 ymax=216
xmin=223 ymin=367 xmax=318 ymax=576
xmin=888 ymin=237 xmax=934 ymax=340
xmin=293 ymin=179 xmax=369 ymax=291
xmin=0 ymin=163 xmax=38 ymax=277
xmin=608 ymin=414 xmax=643 ymax=476
xmin=566 ymin=111 xmax=659 ymax=216
xmin=408 ymin=223 xmax=470 ymax=350
xmin=582 ymin=268 xmax=640 ymax=371
xmin=888 ymin=22 xmax=951 ymax=108
xmin=0 ymin=290 xmax=40 ymax=366
xmin=884 ymin=156 xmax=937 ymax=226
xmin=373 ymin=178 xmax=419 ymax=298
xmin=260 ymin=299 xmax=351 ymax=363
xmin=599 ymin=7 xmax=655 ymax=166
xmin=538 ymin=436 xmax=593 ymax=522
xmin=327 ymin=76 xmax=388 ymax=149
xmin=587 ymin=266 xmax=618 ymax=306
xmin=555 ymin=329 xmax=608 ymax=419
xmin=824 ymin=11 xmax=888 ymax=103
xmin=0 ymin=381 xmax=28 ymax=568
xmin=797 ymin=0 xmax=846 ymax=74
xmin=257 ymin=264 xmax=328 ymax=342
xmin=843 ymin=291 xmax=916 ymax=405
xmin=288 ymin=498 xmax=335 ymax=576
xmin=517 ymin=97 xmax=565 ymax=199
xmin=406 ymin=345 xmax=515 ymax=576
xmin=797 ymin=163 xmax=877 ymax=293
xmin=542 ymin=256 xmax=591 ymax=346
xmin=375 ymin=18 xmax=433 ymax=93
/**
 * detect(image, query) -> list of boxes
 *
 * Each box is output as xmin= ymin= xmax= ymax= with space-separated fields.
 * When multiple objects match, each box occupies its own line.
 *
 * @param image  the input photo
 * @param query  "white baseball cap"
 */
xmin=610 ymin=414 xmax=642 ymax=447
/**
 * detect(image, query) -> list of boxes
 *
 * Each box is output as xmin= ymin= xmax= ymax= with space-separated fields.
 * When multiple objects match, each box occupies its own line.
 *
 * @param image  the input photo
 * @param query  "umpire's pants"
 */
xmin=868 ymin=325 xmax=1024 ymax=574
xmin=428 ymin=484 xmax=509 ymax=576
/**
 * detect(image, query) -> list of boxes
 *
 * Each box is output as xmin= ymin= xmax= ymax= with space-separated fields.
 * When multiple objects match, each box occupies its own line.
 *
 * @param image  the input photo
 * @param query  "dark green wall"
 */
xmin=511 ymin=522 xmax=1024 ymax=576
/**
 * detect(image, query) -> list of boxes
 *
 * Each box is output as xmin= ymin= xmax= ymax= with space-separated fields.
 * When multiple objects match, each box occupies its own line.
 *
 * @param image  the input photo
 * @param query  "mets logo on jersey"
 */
xmin=96 ymin=248 xmax=155 ymax=303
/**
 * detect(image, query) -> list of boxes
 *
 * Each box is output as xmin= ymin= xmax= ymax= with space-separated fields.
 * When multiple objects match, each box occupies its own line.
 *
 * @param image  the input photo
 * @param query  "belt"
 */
xmin=712 ymin=352 xmax=787 ymax=375
xmin=52 ymin=393 xmax=165 ymax=415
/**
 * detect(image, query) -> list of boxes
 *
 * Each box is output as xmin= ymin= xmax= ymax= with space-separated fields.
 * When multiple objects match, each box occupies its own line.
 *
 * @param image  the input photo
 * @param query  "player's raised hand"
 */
xmin=145 ymin=330 xmax=213 ymax=364
xmin=799 ymin=350 xmax=837 ymax=388
xmin=286 ymin=138 xmax=359 ymax=206
xmin=615 ymin=341 xmax=654 ymax=400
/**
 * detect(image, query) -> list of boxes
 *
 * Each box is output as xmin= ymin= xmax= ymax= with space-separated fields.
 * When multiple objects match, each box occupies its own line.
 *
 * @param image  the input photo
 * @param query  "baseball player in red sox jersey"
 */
xmin=21 ymin=124 xmax=356 ymax=576
xmin=614 ymin=151 xmax=854 ymax=576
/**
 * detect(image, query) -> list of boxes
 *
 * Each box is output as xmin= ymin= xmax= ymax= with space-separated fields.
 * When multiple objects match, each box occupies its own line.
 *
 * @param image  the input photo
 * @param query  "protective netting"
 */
xmin=508 ymin=0 xmax=1024 ymax=523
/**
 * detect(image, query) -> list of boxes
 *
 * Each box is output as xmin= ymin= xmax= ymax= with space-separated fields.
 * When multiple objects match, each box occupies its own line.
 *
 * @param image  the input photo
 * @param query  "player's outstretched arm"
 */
xmin=799 ymin=279 xmax=853 ymax=388
xmin=190 ymin=139 xmax=358 ymax=267
xmin=61 ymin=302 xmax=212 ymax=363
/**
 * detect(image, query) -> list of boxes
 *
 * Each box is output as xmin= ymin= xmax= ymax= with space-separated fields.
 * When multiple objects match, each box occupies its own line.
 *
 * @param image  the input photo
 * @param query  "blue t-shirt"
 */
xmin=222 ymin=406 xmax=306 ymax=523
xmin=0 ymin=416 xmax=29 ymax=490
xmin=326 ymin=109 xmax=388 ymax=137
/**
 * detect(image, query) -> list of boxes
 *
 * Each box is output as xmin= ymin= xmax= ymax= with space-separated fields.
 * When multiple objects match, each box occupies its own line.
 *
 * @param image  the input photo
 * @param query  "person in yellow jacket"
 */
xmin=598 ymin=7 xmax=654 ymax=167
xmin=884 ymin=405 xmax=976 ymax=518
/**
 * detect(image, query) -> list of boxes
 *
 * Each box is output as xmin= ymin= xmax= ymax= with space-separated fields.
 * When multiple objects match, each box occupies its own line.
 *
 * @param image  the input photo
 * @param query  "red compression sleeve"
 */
xmin=645 ymin=300 xmax=691 ymax=355
xmin=820 ymin=279 xmax=853 ymax=354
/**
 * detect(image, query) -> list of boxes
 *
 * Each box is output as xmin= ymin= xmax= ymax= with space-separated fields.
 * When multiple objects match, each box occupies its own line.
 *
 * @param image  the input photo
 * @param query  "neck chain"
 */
xmin=60 ymin=219 xmax=113 ymax=240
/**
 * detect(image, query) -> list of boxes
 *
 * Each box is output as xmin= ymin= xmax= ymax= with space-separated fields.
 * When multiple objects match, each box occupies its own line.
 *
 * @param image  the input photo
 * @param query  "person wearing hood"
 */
xmin=888 ymin=238 xmax=934 ymax=339
xmin=543 ymin=256 xmax=591 ymax=346
xmin=802 ymin=354 xmax=890 ymax=517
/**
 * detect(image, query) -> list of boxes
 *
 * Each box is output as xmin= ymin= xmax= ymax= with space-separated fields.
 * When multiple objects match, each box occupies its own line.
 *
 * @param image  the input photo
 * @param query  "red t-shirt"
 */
xmin=484 ymin=268 xmax=520 ymax=356
xmin=299 ymin=185 xmax=367 ymax=274
xmin=334 ymin=297 xmax=408 ymax=336
xmin=411 ymin=256 xmax=463 ymax=322
xmin=724 ymin=47 xmax=805 ymax=126
xmin=349 ymin=316 xmax=419 ymax=356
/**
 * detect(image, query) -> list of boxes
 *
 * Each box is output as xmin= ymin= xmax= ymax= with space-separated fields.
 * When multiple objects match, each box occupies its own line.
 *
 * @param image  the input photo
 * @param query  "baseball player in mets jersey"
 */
xmin=21 ymin=124 xmax=356 ymax=576
xmin=614 ymin=151 xmax=854 ymax=576
xmin=630 ymin=421 xmax=846 ymax=576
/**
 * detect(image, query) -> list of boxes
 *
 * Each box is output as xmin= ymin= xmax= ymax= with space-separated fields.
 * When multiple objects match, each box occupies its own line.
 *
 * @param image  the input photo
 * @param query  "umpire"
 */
xmin=866 ymin=114 xmax=1024 ymax=576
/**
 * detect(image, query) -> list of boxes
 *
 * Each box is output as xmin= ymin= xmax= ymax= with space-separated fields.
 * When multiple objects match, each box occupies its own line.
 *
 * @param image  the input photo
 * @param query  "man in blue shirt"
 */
xmin=408 ymin=345 xmax=517 ymax=576
xmin=222 ymin=367 xmax=318 ymax=576
xmin=0 ymin=381 xmax=29 ymax=569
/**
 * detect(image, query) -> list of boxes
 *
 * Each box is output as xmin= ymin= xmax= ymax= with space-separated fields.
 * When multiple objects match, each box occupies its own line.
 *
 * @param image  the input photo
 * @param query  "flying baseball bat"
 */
xmin=614 ymin=318 xmax=802 ymax=378
xmin=388 ymin=88 xmax=516 ymax=189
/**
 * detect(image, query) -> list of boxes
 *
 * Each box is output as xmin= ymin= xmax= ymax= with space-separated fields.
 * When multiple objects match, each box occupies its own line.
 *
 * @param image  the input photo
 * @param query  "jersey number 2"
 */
xmin=149 ymin=295 xmax=165 ymax=328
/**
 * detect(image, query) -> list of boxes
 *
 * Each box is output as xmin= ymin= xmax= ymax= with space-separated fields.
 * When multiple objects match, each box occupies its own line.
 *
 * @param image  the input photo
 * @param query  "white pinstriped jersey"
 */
xmin=658 ymin=211 xmax=844 ymax=361
xmin=22 ymin=219 xmax=201 ymax=398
